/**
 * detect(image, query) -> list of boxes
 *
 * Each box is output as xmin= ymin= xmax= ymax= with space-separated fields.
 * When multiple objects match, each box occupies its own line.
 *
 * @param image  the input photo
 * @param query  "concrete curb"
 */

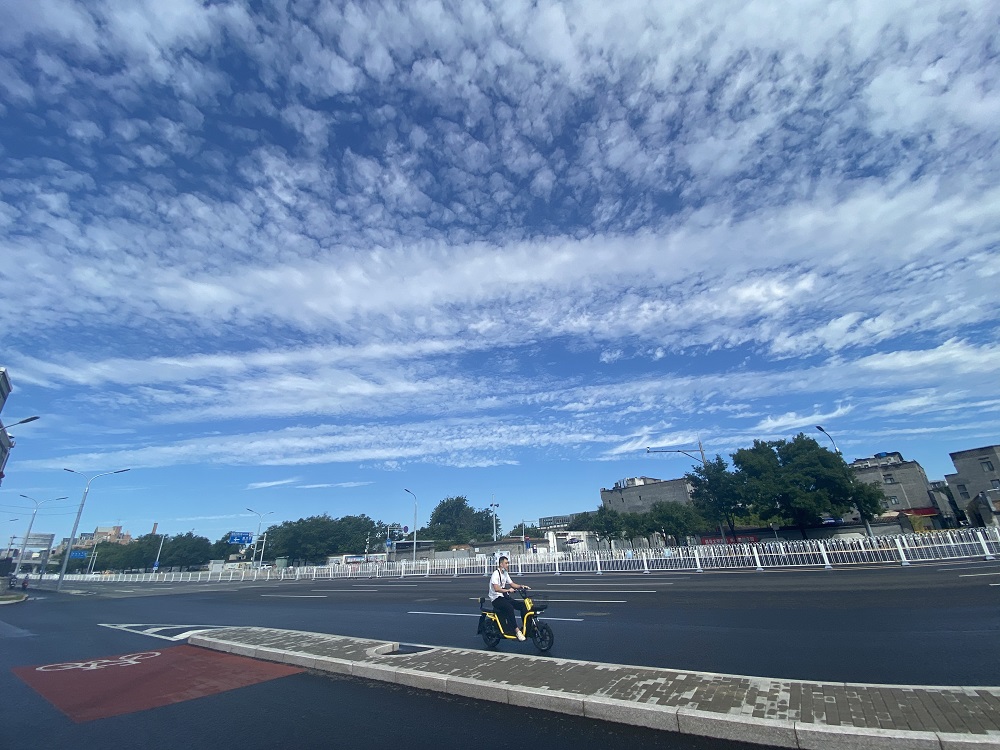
xmin=189 ymin=629 xmax=1000 ymax=750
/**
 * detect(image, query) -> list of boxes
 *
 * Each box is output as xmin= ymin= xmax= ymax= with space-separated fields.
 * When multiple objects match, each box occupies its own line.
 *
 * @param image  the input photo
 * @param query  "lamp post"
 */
xmin=1 ymin=416 xmax=40 ymax=430
xmin=0 ymin=416 xmax=39 ymax=487
xmin=815 ymin=425 xmax=840 ymax=454
xmin=246 ymin=508 xmax=273 ymax=568
xmin=816 ymin=426 xmax=874 ymax=537
xmin=58 ymin=468 xmax=130 ymax=591
xmin=152 ymin=533 xmax=166 ymax=572
xmin=489 ymin=500 xmax=500 ymax=542
xmin=404 ymin=489 xmax=417 ymax=564
xmin=14 ymin=494 xmax=67 ymax=576
xmin=646 ymin=439 xmax=731 ymax=542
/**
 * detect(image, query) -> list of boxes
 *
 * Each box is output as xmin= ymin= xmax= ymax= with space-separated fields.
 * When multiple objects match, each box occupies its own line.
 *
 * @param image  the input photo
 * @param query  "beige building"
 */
xmin=849 ymin=451 xmax=943 ymax=526
xmin=945 ymin=445 xmax=1000 ymax=526
xmin=600 ymin=476 xmax=692 ymax=515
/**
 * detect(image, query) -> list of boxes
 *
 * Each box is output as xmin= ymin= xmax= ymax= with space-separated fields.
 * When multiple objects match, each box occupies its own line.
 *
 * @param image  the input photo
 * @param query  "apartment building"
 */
xmin=946 ymin=445 xmax=1000 ymax=526
xmin=848 ymin=451 xmax=944 ymax=524
xmin=946 ymin=445 xmax=1000 ymax=503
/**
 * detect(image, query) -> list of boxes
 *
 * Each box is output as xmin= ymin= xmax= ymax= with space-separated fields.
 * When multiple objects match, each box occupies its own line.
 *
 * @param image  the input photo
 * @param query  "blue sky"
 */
xmin=1 ymin=1 xmax=998 ymax=547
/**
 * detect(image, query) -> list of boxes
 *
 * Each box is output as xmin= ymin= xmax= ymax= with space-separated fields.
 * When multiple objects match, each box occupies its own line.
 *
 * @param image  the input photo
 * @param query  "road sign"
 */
xmin=228 ymin=531 xmax=253 ymax=545
xmin=385 ymin=540 xmax=393 ymax=548
xmin=69 ymin=550 xmax=88 ymax=559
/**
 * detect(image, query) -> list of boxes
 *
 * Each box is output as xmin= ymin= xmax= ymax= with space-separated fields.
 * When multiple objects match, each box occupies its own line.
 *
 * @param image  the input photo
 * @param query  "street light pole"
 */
xmin=490 ymin=499 xmax=499 ymax=542
xmin=14 ymin=495 xmax=67 ymax=576
xmin=647 ymin=440 xmax=729 ymax=542
xmin=0 ymin=416 xmax=39 ymax=488
xmin=404 ymin=489 xmax=417 ymax=564
xmin=815 ymin=425 xmax=840 ymax=454
xmin=57 ymin=468 xmax=130 ymax=591
xmin=152 ymin=533 xmax=166 ymax=572
xmin=816 ymin=426 xmax=874 ymax=537
xmin=246 ymin=508 xmax=273 ymax=568
xmin=0 ymin=415 xmax=40 ymax=431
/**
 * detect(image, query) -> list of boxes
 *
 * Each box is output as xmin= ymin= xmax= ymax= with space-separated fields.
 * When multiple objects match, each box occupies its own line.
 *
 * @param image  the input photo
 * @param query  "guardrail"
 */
xmin=40 ymin=527 xmax=999 ymax=585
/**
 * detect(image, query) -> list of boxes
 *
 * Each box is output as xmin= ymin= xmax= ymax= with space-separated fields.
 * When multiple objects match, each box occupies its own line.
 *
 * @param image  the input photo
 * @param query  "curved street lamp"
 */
xmin=1 ymin=416 xmax=40 ymax=431
xmin=58 ymin=468 xmax=130 ymax=591
xmin=14 ymin=494 xmax=67 ymax=576
xmin=404 ymin=489 xmax=417 ymax=564
xmin=815 ymin=425 xmax=840 ymax=454
xmin=0 ymin=416 xmax=39 ymax=486
xmin=246 ymin=508 xmax=274 ymax=568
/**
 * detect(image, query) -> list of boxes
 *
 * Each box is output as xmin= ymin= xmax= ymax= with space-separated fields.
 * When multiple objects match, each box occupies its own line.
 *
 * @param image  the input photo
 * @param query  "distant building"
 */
xmin=600 ymin=476 xmax=692 ymax=515
xmin=849 ymin=451 xmax=941 ymax=526
xmin=945 ymin=445 xmax=1000 ymax=527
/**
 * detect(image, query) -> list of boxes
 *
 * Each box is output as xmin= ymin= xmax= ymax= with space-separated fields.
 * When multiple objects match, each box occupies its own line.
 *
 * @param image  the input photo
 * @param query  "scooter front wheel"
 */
xmin=481 ymin=618 xmax=502 ymax=649
xmin=531 ymin=622 xmax=554 ymax=652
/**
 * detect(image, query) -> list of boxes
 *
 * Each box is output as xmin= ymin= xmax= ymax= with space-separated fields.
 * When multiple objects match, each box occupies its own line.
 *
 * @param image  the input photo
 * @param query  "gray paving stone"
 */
xmin=189 ymin=627 xmax=1000 ymax=749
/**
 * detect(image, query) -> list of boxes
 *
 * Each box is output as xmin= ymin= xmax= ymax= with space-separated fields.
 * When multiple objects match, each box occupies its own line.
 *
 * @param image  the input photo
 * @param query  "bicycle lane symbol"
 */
xmin=35 ymin=651 xmax=162 ymax=671
xmin=12 ymin=644 xmax=303 ymax=723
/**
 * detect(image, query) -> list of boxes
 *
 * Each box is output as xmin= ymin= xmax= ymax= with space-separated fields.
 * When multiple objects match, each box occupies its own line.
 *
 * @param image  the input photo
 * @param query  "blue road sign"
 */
xmin=69 ymin=550 xmax=88 ymax=559
xmin=229 ymin=531 xmax=254 ymax=545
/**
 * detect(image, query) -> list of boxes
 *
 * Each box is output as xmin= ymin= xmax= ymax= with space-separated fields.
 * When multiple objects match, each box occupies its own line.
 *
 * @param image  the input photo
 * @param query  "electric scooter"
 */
xmin=477 ymin=588 xmax=554 ymax=652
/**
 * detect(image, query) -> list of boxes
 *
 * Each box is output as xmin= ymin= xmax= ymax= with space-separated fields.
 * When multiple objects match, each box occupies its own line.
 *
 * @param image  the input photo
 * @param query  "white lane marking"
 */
xmin=539 ymin=589 xmax=657 ymax=594
xmin=546 ymin=598 xmax=626 ymax=603
xmin=352 ymin=583 xmax=418 ymax=587
xmin=958 ymin=572 xmax=1000 ymax=577
xmin=99 ymin=624 xmax=230 ymax=641
xmin=549 ymin=583 xmax=671 ymax=587
xmin=937 ymin=562 xmax=1000 ymax=571
xmin=408 ymin=611 xmax=584 ymax=622
xmin=312 ymin=589 xmax=378 ymax=592
xmin=260 ymin=594 xmax=328 ymax=598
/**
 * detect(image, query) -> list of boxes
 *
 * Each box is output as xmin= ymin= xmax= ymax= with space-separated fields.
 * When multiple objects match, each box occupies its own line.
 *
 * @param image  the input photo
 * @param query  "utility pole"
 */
xmin=646 ymin=440 xmax=729 ymax=543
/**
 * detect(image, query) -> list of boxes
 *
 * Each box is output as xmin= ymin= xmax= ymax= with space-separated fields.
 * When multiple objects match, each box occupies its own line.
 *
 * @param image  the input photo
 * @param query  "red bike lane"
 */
xmin=12 ymin=645 xmax=303 ymax=722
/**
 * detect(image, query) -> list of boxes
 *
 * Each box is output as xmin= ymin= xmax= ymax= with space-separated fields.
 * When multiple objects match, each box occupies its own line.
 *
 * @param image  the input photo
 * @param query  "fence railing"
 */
xmin=40 ymin=527 xmax=999 ymax=585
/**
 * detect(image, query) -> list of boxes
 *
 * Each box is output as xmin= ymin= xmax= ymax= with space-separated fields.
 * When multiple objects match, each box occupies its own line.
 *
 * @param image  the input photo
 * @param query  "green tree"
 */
xmin=647 ymin=501 xmax=709 ymax=546
xmin=424 ymin=496 xmax=494 ymax=547
xmin=160 ymin=532 xmax=212 ymax=569
xmin=734 ymin=434 xmax=870 ymax=537
xmin=686 ymin=455 xmax=742 ymax=540
xmin=211 ymin=534 xmax=241 ymax=561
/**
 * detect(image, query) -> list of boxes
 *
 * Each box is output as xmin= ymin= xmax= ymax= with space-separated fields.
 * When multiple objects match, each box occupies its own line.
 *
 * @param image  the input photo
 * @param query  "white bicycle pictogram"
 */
xmin=36 ymin=651 xmax=162 ymax=672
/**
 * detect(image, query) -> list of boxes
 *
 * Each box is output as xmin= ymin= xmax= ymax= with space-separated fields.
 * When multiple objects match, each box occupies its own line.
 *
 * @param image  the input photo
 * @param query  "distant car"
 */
xmin=821 ymin=518 xmax=845 ymax=525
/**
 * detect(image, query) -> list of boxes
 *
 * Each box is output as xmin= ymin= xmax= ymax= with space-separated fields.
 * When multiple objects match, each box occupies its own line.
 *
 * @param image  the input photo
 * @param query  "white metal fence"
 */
xmin=40 ymin=527 xmax=999 ymax=586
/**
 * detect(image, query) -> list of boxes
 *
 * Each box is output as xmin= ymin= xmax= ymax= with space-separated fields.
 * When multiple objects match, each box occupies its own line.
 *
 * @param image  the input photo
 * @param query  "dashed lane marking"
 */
xmin=407 ymin=610 xmax=584 ymax=622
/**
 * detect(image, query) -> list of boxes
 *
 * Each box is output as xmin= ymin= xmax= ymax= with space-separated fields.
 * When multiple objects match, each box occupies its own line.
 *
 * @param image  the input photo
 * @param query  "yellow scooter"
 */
xmin=477 ymin=589 xmax=554 ymax=652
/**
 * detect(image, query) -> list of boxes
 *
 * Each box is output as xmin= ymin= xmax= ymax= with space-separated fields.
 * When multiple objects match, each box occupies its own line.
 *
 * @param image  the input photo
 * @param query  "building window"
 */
xmin=981 ymin=460 xmax=995 ymax=472
xmin=958 ymin=484 xmax=970 ymax=499
xmin=888 ymin=496 xmax=899 ymax=505
xmin=992 ymin=479 xmax=1000 ymax=490
xmin=883 ymin=474 xmax=895 ymax=484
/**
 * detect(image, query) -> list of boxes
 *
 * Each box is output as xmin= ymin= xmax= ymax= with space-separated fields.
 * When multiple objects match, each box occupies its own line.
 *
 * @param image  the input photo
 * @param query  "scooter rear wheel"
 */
xmin=481 ymin=618 xmax=502 ymax=649
xmin=531 ymin=622 xmax=554 ymax=652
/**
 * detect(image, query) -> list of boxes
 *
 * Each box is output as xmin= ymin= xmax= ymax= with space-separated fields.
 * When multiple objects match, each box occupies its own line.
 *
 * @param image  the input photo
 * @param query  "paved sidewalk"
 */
xmin=190 ymin=627 xmax=1000 ymax=750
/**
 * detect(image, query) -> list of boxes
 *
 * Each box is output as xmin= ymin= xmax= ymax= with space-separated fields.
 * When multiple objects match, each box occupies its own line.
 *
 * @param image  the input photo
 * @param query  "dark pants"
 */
xmin=492 ymin=595 xmax=526 ymax=636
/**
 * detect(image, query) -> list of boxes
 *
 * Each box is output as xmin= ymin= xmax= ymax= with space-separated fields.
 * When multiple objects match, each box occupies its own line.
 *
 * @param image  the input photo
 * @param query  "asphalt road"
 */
xmin=2 ymin=560 xmax=998 ymax=750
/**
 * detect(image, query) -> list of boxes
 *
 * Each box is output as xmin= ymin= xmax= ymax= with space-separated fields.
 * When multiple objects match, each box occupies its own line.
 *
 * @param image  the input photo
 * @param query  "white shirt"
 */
xmin=488 ymin=568 xmax=512 ymax=601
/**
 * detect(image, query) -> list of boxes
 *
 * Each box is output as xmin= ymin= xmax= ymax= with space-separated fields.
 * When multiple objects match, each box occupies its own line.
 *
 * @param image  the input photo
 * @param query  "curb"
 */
xmin=189 ymin=629 xmax=1000 ymax=750
xmin=0 ymin=593 xmax=27 ymax=605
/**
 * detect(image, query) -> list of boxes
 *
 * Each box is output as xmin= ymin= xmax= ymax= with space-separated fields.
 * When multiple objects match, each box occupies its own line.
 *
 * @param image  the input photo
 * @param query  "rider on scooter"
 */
xmin=488 ymin=555 xmax=530 ymax=641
